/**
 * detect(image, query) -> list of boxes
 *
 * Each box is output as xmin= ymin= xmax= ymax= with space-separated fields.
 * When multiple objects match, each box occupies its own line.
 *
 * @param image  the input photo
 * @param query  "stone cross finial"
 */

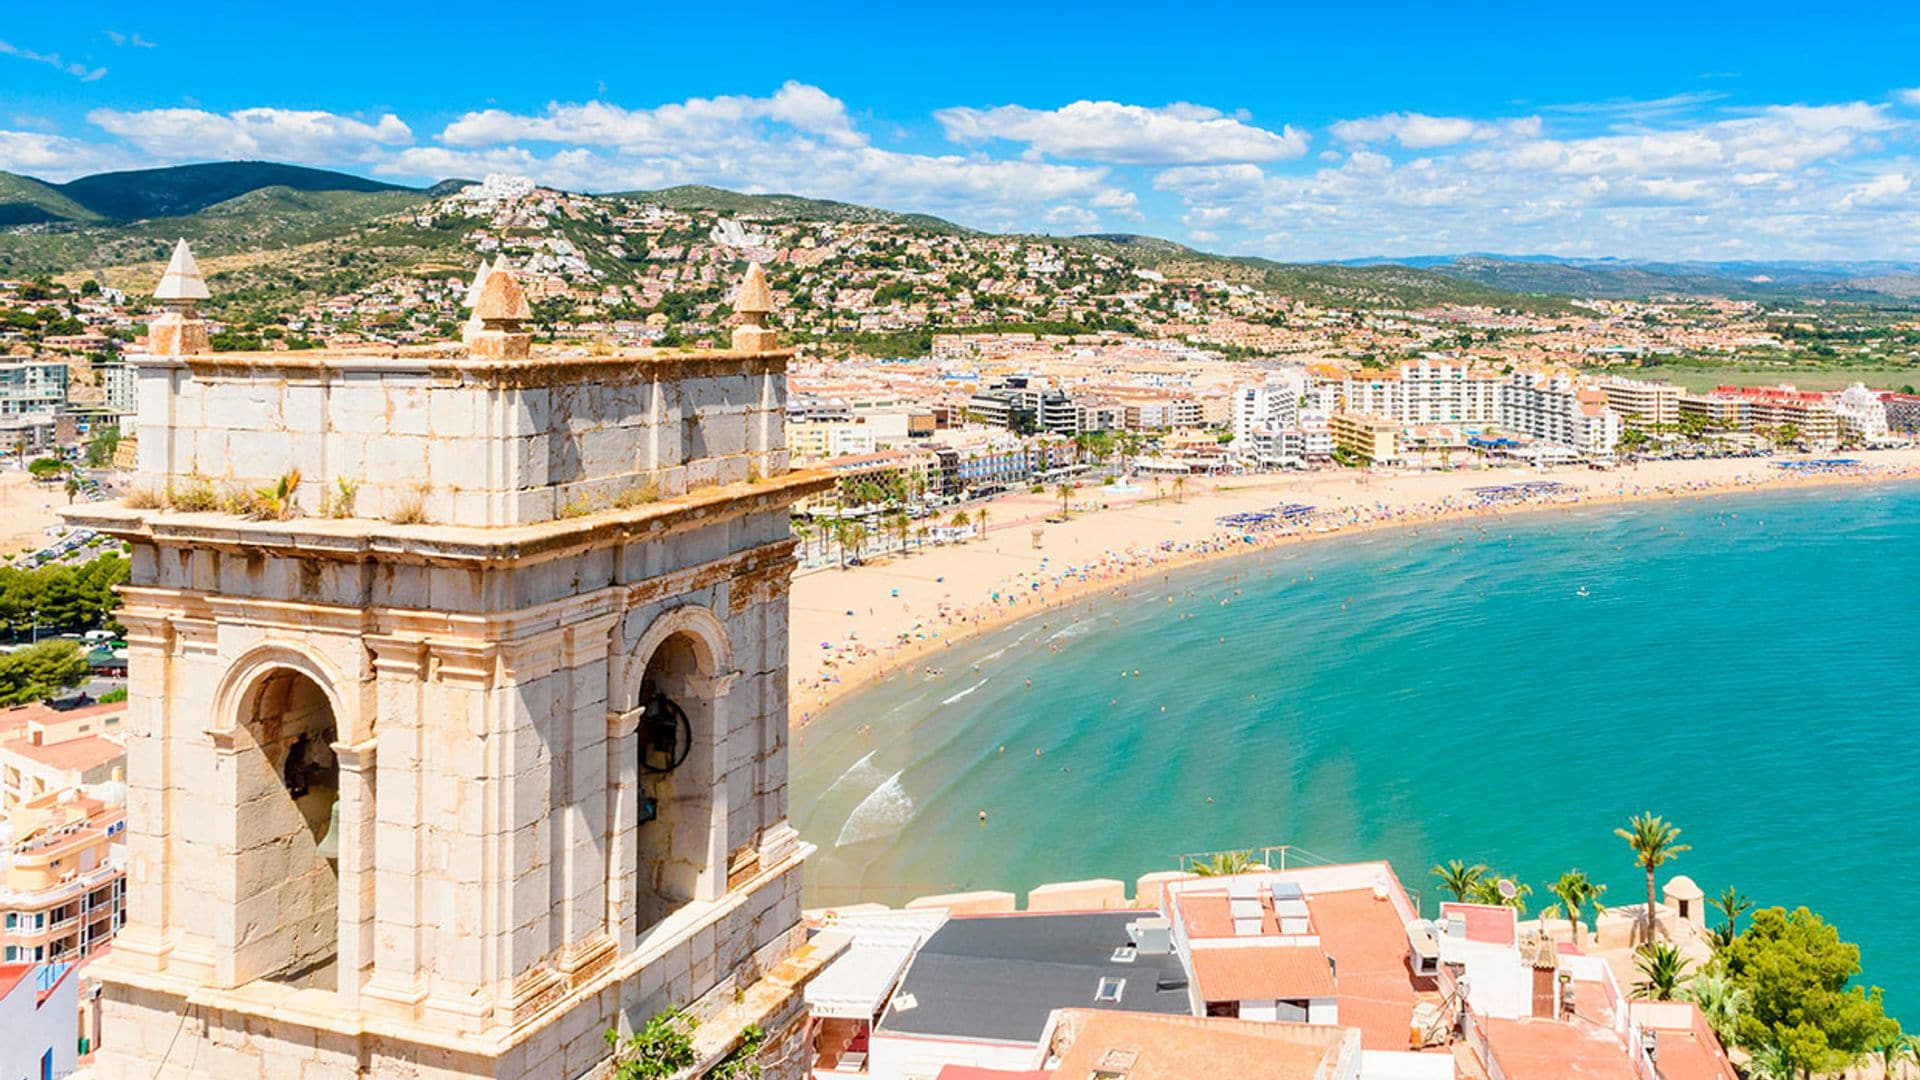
xmin=731 ymin=262 xmax=777 ymax=351
xmin=149 ymin=238 xmax=210 ymax=356
xmin=468 ymin=258 xmax=533 ymax=360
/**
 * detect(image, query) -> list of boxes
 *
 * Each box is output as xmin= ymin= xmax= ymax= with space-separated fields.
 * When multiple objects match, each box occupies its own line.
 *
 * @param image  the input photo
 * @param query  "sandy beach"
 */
xmin=0 ymin=469 xmax=73 ymax=557
xmin=788 ymin=449 xmax=1920 ymax=723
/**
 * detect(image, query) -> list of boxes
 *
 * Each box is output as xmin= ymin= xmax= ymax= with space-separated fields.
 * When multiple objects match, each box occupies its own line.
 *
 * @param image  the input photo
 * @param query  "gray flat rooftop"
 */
xmin=876 ymin=910 xmax=1191 ymax=1044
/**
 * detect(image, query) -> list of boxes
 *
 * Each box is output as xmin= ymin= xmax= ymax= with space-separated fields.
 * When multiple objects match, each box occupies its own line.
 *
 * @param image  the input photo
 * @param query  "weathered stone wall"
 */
xmin=91 ymin=860 xmax=807 ymax=1080
xmin=132 ymin=351 xmax=790 ymax=527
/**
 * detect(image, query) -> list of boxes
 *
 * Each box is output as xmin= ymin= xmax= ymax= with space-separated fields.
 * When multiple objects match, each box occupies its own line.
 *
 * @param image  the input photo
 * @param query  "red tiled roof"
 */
xmin=2 ymin=733 xmax=124 ymax=773
xmin=0 ymin=962 xmax=31 ymax=1003
xmin=1482 ymin=1016 xmax=1639 ymax=1079
xmin=1440 ymin=902 xmax=1518 ymax=947
xmin=1189 ymin=944 xmax=1336 ymax=1001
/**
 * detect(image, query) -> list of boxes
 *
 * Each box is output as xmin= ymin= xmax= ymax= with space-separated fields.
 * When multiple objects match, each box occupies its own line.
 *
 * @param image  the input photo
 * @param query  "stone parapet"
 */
xmin=126 ymin=345 xmax=796 ymax=528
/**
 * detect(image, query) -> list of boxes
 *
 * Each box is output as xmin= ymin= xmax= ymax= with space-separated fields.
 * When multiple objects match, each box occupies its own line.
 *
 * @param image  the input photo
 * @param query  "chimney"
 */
xmin=149 ymin=239 xmax=211 ymax=356
xmin=468 ymin=257 xmax=533 ymax=360
xmin=731 ymin=262 xmax=777 ymax=351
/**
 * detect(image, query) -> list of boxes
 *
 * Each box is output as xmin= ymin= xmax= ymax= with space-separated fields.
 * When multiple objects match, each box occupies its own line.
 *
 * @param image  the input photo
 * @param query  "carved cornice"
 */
xmin=66 ymin=471 xmax=831 ymax=569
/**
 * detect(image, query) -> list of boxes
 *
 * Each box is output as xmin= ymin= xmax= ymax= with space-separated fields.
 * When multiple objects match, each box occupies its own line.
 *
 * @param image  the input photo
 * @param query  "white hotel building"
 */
xmin=1500 ymin=369 xmax=1621 ymax=458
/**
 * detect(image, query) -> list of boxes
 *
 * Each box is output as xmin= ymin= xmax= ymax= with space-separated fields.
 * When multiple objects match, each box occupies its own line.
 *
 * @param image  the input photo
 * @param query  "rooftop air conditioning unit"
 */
xmin=1406 ymin=919 xmax=1442 ymax=978
xmin=1126 ymin=917 xmax=1172 ymax=956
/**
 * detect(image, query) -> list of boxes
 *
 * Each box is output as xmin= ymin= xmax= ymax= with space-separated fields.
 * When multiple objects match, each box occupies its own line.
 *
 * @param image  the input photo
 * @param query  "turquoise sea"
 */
xmin=790 ymin=481 xmax=1920 ymax=1016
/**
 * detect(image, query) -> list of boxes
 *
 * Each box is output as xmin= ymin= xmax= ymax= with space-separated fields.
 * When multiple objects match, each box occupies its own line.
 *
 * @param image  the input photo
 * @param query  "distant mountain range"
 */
xmin=1341 ymin=254 xmax=1920 ymax=302
xmin=2 ymin=161 xmax=1917 ymax=308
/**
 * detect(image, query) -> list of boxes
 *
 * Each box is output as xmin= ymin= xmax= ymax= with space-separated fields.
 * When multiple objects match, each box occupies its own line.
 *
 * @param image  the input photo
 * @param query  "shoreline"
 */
xmin=788 ymin=452 xmax=1920 ymax=725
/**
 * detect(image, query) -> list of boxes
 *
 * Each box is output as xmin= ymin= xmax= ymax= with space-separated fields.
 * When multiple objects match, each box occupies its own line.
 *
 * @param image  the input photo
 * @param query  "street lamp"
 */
xmin=29 ymin=608 xmax=39 ymax=646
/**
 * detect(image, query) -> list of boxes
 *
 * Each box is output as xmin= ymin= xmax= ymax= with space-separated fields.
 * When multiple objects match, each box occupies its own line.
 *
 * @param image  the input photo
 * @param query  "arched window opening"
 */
xmin=235 ymin=668 xmax=340 ymax=989
xmin=634 ymin=633 xmax=714 ymax=933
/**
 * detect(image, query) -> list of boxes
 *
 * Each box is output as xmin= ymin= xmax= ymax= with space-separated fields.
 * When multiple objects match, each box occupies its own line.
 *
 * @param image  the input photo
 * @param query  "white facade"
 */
xmin=0 ymin=961 xmax=78 ymax=1080
xmin=1331 ymin=361 xmax=1500 ymax=426
xmin=1835 ymin=383 xmax=1891 ymax=442
xmin=1500 ymin=370 xmax=1620 ymax=457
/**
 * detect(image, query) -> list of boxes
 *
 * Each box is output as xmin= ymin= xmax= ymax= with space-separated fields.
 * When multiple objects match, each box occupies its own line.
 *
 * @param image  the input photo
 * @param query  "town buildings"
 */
xmin=0 ymin=696 xmax=126 ymax=812
xmin=802 ymin=863 xmax=1738 ymax=1080
xmin=1 ymin=777 xmax=127 ymax=967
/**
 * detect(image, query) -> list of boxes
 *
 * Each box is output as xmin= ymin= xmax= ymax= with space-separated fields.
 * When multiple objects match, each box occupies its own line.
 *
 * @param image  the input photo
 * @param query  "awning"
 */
xmin=804 ymin=943 xmax=914 ymax=1020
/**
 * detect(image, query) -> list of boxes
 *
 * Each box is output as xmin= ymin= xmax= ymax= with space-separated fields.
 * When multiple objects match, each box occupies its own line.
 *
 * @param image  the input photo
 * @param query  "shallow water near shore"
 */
xmin=791 ymin=480 xmax=1920 ymax=1016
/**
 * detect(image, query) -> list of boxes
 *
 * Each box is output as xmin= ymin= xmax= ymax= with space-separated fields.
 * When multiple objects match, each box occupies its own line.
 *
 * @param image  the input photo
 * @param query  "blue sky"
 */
xmin=4 ymin=1 xmax=1920 ymax=260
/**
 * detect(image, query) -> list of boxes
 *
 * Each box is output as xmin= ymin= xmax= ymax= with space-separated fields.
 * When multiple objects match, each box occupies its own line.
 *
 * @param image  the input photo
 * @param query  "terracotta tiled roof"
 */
xmin=1189 ymin=944 xmax=1336 ymax=1001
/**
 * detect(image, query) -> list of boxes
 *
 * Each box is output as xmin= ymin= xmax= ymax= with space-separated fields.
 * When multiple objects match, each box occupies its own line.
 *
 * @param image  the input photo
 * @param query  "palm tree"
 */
xmin=842 ymin=522 xmax=870 ymax=564
xmin=1467 ymin=876 xmax=1532 ymax=913
xmin=975 ymin=505 xmax=991 ymax=536
xmin=1172 ymin=475 xmax=1187 ymax=504
xmin=1432 ymin=860 xmax=1487 ymax=902
xmin=1631 ymin=942 xmax=1689 ymax=1001
xmin=1746 ymin=1043 xmax=1796 ymax=1080
xmin=1616 ymin=812 xmax=1690 ymax=945
xmin=1682 ymin=970 xmax=1749 ymax=1048
xmin=1707 ymin=885 xmax=1753 ymax=951
xmin=63 ymin=476 xmax=79 ymax=505
xmin=1055 ymin=481 xmax=1077 ymax=517
xmin=1547 ymin=870 xmax=1596 ymax=948
xmin=1192 ymin=850 xmax=1257 ymax=876
xmin=1871 ymin=1031 xmax=1920 ymax=1078
xmin=949 ymin=510 xmax=971 ymax=541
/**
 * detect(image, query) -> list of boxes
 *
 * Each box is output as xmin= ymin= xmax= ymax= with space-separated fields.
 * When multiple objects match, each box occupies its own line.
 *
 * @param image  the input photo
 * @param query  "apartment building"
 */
xmin=1329 ymin=359 xmax=1501 ymax=425
xmin=1882 ymin=391 xmax=1920 ymax=435
xmin=1599 ymin=376 xmax=1682 ymax=430
xmin=788 ymin=419 xmax=878 ymax=462
xmin=1833 ymin=383 xmax=1890 ymax=442
xmin=1 ymin=781 xmax=128 ymax=969
xmin=0 ymin=362 xmax=69 ymax=417
xmin=1501 ymin=370 xmax=1621 ymax=458
xmin=1329 ymin=413 xmax=1401 ymax=465
xmin=0 ymin=697 xmax=126 ymax=812
xmin=1681 ymin=385 xmax=1839 ymax=445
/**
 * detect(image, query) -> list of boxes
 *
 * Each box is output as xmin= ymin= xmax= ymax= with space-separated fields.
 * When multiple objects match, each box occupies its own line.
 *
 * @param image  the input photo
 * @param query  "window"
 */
xmin=1109 ymin=945 xmax=1137 ymax=964
xmin=1093 ymin=977 xmax=1125 ymax=1004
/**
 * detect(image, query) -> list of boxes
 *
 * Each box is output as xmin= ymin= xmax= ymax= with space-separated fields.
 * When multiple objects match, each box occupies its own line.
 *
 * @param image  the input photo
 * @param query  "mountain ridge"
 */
xmin=4 ymin=160 xmax=1915 ymax=313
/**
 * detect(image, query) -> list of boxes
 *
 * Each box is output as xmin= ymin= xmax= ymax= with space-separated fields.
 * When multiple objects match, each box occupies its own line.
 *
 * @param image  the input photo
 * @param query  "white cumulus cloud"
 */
xmin=1330 ymin=112 xmax=1538 ymax=149
xmin=87 ymin=107 xmax=413 ymax=164
xmin=440 ymin=81 xmax=864 ymax=151
xmin=935 ymin=100 xmax=1307 ymax=164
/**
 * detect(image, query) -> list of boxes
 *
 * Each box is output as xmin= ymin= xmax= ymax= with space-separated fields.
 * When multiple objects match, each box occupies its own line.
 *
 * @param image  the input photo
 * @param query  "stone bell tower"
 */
xmin=72 ymin=251 xmax=835 ymax=1077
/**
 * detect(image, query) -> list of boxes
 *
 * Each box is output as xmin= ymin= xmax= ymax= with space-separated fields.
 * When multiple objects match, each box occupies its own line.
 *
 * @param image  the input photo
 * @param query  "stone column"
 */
xmin=555 ymin=614 xmax=618 ymax=989
xmin=332 ymin=737 xmax=377 ymax=1009
xmin=362 ymin=636 xmax=429 ymax=1021
xmin=688 ymin=670 xmax=738 ymax=903
xmin=421 ymin=639 xmax=499 ymax=1036
xmin=106 ymin=609 xmax=176 ymax=975
xmin=605 ymin=701 xmax=642 ymax=954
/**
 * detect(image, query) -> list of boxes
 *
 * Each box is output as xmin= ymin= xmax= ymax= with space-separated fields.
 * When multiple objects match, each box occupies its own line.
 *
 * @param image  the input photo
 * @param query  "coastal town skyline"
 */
xmin=7 ymin=2 xmax=1920 ymax=259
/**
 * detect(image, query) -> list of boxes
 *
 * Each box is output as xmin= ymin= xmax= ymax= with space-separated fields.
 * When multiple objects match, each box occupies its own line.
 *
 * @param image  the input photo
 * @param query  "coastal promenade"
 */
xmin=790 ymin=449 xmax=1920 ymax=721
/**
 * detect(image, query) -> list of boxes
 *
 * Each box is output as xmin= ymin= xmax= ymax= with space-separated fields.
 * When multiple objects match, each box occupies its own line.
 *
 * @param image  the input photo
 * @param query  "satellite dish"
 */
xmin=1497 ymin=879 xmax=1518 ymax=901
